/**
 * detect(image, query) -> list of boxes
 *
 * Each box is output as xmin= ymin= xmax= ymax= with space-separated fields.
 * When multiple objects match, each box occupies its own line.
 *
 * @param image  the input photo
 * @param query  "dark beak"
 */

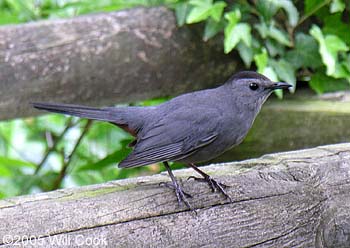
xmin=269 ymin=82 xmax=292 ymax=90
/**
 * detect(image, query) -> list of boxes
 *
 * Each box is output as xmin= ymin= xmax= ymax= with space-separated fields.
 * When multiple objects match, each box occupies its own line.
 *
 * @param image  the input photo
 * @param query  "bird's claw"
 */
xmin=188 ymin=175 xmax=232 ymax=202
xmin=159 ymin=181 xmax=193 ymax=209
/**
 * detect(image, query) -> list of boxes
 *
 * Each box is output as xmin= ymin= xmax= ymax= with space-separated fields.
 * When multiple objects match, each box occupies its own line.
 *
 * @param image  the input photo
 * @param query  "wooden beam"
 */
xmin=0 ymin=7 xmax=239 ymax=120
xmin=1 ymin=143 xmax=349 ymax=247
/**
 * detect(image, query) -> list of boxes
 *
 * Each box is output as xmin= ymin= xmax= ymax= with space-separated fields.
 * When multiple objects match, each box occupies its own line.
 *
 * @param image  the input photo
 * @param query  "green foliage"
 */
xmin=177 ymin=0 xmax=350 ymax=94
xmin=0 ymin=0 xmax=348 ymax=92
xmin=0 ymin=0 xmax=176 ymax=24
xmin=0 ymin=100 xmax=169 ymax=198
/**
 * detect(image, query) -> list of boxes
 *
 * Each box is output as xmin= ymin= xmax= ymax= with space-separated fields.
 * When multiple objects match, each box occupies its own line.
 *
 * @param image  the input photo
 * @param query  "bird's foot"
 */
xmin=159 ymin=181 xmax=193 ymax=209
xmin=188 ymin=175 xmax=232 ymax=202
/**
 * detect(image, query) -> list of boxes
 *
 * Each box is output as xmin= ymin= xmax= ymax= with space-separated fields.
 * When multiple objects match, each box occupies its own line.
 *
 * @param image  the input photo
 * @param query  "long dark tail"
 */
xmin=32 ymin=102 xmax=116 ymax=122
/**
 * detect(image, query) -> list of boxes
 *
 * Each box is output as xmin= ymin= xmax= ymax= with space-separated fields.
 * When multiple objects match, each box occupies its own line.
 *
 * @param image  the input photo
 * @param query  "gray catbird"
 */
xmin=33 ymin=71 xmax=291 ymax=208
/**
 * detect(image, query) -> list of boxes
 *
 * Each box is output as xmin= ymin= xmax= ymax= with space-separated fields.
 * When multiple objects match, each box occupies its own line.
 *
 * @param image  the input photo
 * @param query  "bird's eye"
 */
xmin=249 ymin=83 xmax=259 ymax=91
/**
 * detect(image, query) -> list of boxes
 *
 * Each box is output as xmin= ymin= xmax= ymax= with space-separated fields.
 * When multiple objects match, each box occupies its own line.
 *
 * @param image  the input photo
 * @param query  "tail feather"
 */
xmin=32 ymin=102 xmax=116 ymax=122
xmin=33 ymin=102 xmax=149 ymax=137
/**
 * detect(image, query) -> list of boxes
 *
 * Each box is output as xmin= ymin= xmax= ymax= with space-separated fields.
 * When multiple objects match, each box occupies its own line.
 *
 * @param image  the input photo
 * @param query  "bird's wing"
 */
xmin=118 ymin=107 xmax=222 ymax=168
xmin=118 ymin=134 xmax=217 ymax=168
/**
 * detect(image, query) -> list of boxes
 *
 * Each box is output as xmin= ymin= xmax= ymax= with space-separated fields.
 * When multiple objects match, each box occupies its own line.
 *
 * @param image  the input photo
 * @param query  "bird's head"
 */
xmin=226 ymin=71 xmax=291 ymax=111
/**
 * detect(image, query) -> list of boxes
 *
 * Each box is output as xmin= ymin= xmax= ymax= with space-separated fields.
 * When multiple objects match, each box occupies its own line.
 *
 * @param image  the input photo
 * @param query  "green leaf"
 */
xmin=304 ymin=0 xmax=325 ymax=15
xmin=255 ymin=0 xmax=278 ymax=23
xmin=262 ymin=66 xmax=278 ymax=82
xmin=76 ymin=148 xmax=130 ymax=172
xmin=309 ymin=71 xmax=350 ymax=94
xmin=265 ymin=38 xmax=285 ymax=57
xmin=254 ymin=49 xmax=268 ymax=73
xmin=203 ymin=18 xmax=224 ymax=41
xmin=186 ymin=0 xmax=212 ymax=24
xmin=286 ymin=33 xmax=322 ymax=69
xmin=224 ymin=22 xmax=251 ymax=54
xmin=0 ymin=156 xmax=36 ymax=168
xmin=0 ymin=156 xmax=35 ymax=177
xmin=272 ymin=0 xmax=299 ymax=27
xmin=0 ymin=166 xmax=12 ymax=177
xmin=333 ymin=62 xmax=350 ymax=79
xmin=256 ymin=0 xmax=298 ymax=26
xmin=255 ymin=22 xmax=291 ymax=46
xmin=268 ymin=25 xmax=292 ymax=46
xmin=224 ymin=9 xmax=241 ymax=26
xmin=224 ymin=9 xmax=252 ymax=53
xmin=325 ymin=35 xmax=348 ymax=54
xmin=323 ymin=14 xmax=350 ymax=44
xmin=254 ymin=22 xmax=268 ymax=38
xmin=310 ymin=25 xmax=349 ymax=75
xmin=270 ymin=59 xmax=296 ymax=92
xmin=175 ymin=2 xmax=190 ymax=26
xmin=0 ymin=11 xmax=20 ymax=25
xmin=210 ymin=1 xmax=226 ymax=22
xmin=237 ymin=42 xmax=253 ymax=67
xmin=330 ymin=0 xmax=345 ymax=13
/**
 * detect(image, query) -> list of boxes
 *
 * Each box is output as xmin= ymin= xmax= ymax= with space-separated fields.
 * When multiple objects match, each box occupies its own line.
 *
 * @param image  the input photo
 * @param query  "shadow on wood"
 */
xmin=0 ymin=143 xmax=349 ymax=247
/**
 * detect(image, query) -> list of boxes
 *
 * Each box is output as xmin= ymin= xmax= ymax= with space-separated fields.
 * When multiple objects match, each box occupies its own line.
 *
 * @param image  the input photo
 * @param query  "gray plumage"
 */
xmin=33 ymin=71 xmax=291 ymax=169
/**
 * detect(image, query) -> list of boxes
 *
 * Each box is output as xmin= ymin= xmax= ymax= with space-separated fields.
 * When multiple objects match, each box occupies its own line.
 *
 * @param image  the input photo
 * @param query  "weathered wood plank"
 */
xmin=1 ymin=143 xmax=350 ymax=247
xmin=0 ymin=7 xmax=238 ymax=120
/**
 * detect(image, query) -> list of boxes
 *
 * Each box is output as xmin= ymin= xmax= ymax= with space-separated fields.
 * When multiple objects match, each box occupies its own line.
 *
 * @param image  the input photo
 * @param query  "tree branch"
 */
xmin=34 ymin=117 xmax=75 ymax=175
xmin=50 ymin=120 xmax=92 ymax=190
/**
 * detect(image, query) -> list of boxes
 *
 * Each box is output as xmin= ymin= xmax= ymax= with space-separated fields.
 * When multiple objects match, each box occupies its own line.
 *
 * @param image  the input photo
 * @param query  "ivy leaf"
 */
xmin=330 ymin=0 xmax=345 ymax=13
xmin=224 ymin=23 xmax=251 ymax=54
xmin=203 ymin=18 xmax=224 ymax=41
xmin=175 ymin=2 xmax=191 ymax=26
xmin=268 ymin=25 xmax=292 ymax=46
xmin=333 ymin=62 xmax=350 ymax=80
xmin=224 ymin=9 xmax=241 ymax=27
xmin=309 ymin=71 xmax=350 ymax=94
xmin=255 ymin=22 xmax=292 ymax=46
xmin=255 ymin=22 xmax=268 ymax=38
xmin=265 ymin=39 xmax=285 ymax=57
xmin=256 ymin=0 xmax=298 ymax=27
xmin=304 ymin=0 xmax=324 ymax=15
xmin=270 ymin=59 xmax=296 ymax=92
xmin=310 ymin=25 xmax=349 ymax=75
xmin=323 ymin=14 xmax=350 ymax=44
xmin=273 ymin=0 xmax=299 ymax=27
xmin=223 ymin=9 xmax=243 ymax=53
xmin=286 ymin=33 xmax=322 ymax=69
xmin=210 ymin=1 xmax=227 ymax=22
xmin=186 ymin=0 xmax=213 ymax=24
xmin=186 ymin=0 xmax=226 ymax=24
xmin=254 ymin=48 xmax=268 ymax=72
xmin=255 ymin=0 xmax=278 ymax=22
xmin=237 ymin=42 xmax=253 ymax=67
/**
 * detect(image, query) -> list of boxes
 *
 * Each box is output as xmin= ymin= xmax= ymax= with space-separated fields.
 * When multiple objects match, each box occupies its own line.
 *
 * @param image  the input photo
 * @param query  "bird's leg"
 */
xmin=162 ymin=161 xmax=192 ymax=209
xmin=187 ymin=163 xmax=232 ymax=201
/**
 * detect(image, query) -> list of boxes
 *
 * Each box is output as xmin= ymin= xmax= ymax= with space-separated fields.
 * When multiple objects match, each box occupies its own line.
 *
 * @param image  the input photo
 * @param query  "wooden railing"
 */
xmin=1 ymin=143 xmax=349 ymax=247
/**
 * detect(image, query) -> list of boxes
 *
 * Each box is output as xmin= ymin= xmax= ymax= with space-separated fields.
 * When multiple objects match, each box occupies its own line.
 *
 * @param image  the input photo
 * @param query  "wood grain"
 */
xmin=1 ymin=143 xmax=350 ymax=247
xmin=0 ymin=7 xmax=238 ymax=120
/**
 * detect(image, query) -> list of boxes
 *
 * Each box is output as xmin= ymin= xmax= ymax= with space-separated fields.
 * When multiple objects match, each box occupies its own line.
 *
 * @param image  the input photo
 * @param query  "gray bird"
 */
xmin=33 ymin=71 xmax=291 ymax=208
